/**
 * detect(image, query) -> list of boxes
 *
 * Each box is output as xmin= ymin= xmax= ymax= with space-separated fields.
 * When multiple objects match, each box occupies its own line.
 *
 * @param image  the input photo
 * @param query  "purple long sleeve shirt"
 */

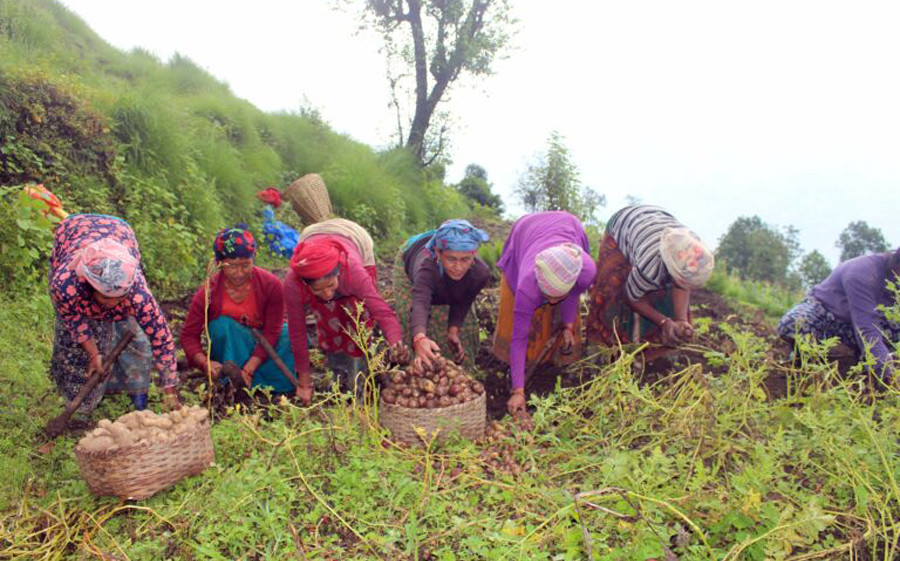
xmin=810 ymin=253 xmax=897 ymax=376
xmin=497 ymin=211 xmax=597 ymax=389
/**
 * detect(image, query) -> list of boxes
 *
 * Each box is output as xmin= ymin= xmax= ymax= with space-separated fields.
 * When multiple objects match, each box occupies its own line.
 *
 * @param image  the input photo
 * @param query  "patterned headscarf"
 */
xmin=425 ymin=219 xmax=489 ymax=257
xmin=534 ymin=243 xmax=584 ymax=298
xmin=74 ymin=239 xmax=139 ymax=297
xmin=213 ymin=227 xmax=257 ymax=262
xmin=659 ymin=228 xmax=714 ymax=288
xmin=290 ymin=238 xmax=347 ymax=281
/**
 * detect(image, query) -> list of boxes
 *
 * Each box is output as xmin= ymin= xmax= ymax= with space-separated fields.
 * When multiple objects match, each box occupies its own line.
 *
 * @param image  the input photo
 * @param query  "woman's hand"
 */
xmin=560 ymin=323 xmax=576 ymax=355
xmin=241 ymin=357 xmax=262 ymax=388
xmin=87 ymin=352 xmax=108 ymax=379
xmin=660 ymin=318 xmax=679 ymax=344
xmin=446 ymin=327 xmax=465 ymax=363
xmin=295 ymin=385 xmax=313 ymax=405
xmin=660 ymin=318 xmax=690 ymax=345
xmin=390 ymin=341 xmax=412 ymax=365
xmin=507 ymin=388 xmax=526 ymax=414
xmin=193 ymin=353 xmax=222 ymax=379
xmin=412 ymin=336 xmax=440 ymax=372
xmin=673 ymin=320 xmax=694 ymax=341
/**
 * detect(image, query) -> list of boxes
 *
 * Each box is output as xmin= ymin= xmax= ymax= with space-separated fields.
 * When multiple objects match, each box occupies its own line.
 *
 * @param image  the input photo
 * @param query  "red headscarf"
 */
xmin=290 ymin=238 xmax=347 ymax=281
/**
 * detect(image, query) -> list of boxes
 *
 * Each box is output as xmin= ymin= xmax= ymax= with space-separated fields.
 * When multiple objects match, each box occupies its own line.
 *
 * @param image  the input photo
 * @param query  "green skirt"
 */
xmin=392 ymin=249 xmax=480 ymax=369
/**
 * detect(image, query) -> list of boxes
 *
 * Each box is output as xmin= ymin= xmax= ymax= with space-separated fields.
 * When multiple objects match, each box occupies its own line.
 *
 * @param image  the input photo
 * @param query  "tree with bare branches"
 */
xmin=350 ymin=0 xmax=515 ymax=166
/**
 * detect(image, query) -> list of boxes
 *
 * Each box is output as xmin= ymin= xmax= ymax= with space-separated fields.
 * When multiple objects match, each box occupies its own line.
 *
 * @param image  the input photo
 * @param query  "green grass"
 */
xmin=3 ymin=294 xmax=900 ymax=559
xmin=705 ymin=268 xmax=804 ymax=321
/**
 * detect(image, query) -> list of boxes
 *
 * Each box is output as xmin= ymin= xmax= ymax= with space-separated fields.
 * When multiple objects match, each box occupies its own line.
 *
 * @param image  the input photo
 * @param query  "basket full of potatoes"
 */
xmin=74 ymin=406 xmax=214 ymax=500
xmin=379 ymin=356 xmax=486 ymax=445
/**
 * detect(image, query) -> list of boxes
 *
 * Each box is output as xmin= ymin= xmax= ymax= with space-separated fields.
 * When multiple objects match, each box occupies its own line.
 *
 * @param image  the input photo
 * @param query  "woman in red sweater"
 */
xmin=180 ymin=228 xmax=296 ymax=395
xmin=284 ymin=223 xmax=409 ymax=403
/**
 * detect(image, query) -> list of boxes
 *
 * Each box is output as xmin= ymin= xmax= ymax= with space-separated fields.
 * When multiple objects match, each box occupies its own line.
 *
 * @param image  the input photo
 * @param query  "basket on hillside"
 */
xmin=74 ymin=417 xmax=215 ymax=500
xmin=284 ymin=173 xmax=333 ymax=224
xmin=380 ymin=393 xmax=486 ymax=446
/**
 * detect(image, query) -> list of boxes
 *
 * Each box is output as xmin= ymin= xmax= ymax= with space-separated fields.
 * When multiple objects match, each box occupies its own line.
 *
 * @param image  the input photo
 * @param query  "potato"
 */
xmin=114 ymin=432 xmax=136 ymax=448
xmin=382 ymin=389 xmax=396 ymax=404
xmin=82 ymin=435 xmax=116 ymax=452
xmin=108 ymin=422 xmax=130 ymax=438
xmin=471 ymin=381 xmax=484 ymax=395
xmin=417 ymin=395 xmax=427 ymax=408
xmin=144 ymin=416 xmax=174 ymax=430
xmin=422 ymin=379 xmax=436 ymax=393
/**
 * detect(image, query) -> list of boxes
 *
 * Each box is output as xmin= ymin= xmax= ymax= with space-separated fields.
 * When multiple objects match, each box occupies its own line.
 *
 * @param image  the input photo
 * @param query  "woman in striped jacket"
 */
xmin=586 ymin=205 xmax=714 ymax=362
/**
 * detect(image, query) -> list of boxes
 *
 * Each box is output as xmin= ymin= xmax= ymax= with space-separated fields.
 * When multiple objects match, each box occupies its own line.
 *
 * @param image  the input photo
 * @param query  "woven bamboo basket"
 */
xmin=284 ymin=173 xmax=333 ymax=224
xmin=379 ymin=393 xmax=486 ymax=445
xmin=74 ymin=418 xmax=215 ymax=500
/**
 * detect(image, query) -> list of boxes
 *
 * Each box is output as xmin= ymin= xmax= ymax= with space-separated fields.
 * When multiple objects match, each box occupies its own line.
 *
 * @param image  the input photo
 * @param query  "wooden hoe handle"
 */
xmin=250 ymin=328 xmax=301 ymax=390
xmin=44 ymin=329 xmax=137 ymax=438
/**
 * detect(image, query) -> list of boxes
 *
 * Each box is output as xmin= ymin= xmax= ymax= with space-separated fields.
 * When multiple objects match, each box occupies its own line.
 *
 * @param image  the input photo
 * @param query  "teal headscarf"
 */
xmin=425 ymin=219 xmax=489 ymax=257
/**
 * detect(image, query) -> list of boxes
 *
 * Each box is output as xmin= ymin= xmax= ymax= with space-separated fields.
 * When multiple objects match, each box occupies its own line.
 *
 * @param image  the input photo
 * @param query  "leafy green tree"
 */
xmin=798 ymin=250 xmax=832 ymax=288
xmin=456 ymin=164 xmax=503 ymax=213
xmin=515 ymin=131 xmax=605 ymax=226
xmin=352 ymin=0 xmax=515 ymax=165
xmin=716 ymin=216 xmax=799 ymax=284
xmin=836 ymin=220 xmax=889 ymax=261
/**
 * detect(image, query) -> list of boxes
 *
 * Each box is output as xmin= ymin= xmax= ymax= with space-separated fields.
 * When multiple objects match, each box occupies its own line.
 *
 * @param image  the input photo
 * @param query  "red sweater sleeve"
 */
xmin=345 ymin=260 xmax=403 ymax=345
xmin=284 ymin=270 xmax=311 ymax=375
xmin=251 ymin=270 xmax=286 ymax=361
xmin=180 ymin=283 xmax=211 ymax=367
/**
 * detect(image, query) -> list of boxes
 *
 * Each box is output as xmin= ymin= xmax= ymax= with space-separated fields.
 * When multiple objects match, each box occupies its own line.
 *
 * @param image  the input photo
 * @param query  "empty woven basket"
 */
xmin=284 ymin=173 xmax=333 ymax=224
xmin=74 ymin=417 xmax=215 ymax=500
xmin=380 ymin=393 xmax=486 ymax=446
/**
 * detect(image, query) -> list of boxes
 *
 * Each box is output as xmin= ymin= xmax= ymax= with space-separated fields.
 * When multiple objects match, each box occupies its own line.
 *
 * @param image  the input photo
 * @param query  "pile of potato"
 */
xmin=77 ymin=406 xmax=209 ymax=452
xmin=381 ymin=356 xmax=484 ymax=409
xmin=478 ymin=420 xmax=534 ymax=477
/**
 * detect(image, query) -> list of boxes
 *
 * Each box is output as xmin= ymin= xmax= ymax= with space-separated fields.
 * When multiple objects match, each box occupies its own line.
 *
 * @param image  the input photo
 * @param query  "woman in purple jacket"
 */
xmin=778 ymin=248 xmax=900 ymax=382
xmin=492 ymin=211 xmax=597 ymax=414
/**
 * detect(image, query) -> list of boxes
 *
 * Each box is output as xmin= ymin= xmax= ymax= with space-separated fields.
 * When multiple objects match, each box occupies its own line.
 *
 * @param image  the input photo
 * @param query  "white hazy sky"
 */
xmin=58 ymin=0 xmax=900 ymax=265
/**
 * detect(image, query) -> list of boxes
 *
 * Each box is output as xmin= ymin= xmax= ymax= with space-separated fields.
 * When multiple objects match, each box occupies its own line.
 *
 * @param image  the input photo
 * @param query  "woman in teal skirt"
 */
xmin=180 ymin=227 xmax=296 ymax=395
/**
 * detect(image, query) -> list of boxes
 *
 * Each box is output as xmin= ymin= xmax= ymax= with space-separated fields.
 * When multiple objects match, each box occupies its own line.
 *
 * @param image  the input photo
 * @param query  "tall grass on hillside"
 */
xmin=0 ymin=0 xmax=474 ymax=297
xmin=705 ymin=267 xmax=803 ymax=320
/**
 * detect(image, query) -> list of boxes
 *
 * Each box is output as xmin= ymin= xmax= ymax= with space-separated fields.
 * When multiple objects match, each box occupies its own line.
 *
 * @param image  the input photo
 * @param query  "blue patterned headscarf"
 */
xmin=425 ymin=219 xmax=489 ymax=257
xmin=213 ymin=226 xmax=257 ymax=262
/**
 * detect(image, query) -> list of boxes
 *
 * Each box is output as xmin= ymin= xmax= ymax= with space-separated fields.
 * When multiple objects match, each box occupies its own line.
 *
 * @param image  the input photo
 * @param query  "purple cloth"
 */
xmin=810 ymin=253 xmax=897 ymax=376
xmin=497 ymin=211 xmax=596 ymax=389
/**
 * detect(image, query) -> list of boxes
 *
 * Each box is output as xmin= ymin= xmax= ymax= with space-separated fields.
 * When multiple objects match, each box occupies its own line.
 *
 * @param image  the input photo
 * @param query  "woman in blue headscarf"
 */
xmin=392 ymin=220 xmax=491 ymax=372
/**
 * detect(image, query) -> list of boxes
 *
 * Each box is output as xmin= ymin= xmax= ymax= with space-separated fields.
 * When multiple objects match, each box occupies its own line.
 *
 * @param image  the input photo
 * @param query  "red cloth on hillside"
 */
xmin=290 ymin=238 xmax=346 ymax=279
xmin=180 ymin=266 xmax=284 ymax=366
xmin=256 ymin=188 xmax=282 ymax=208
xmin=284 ymin=234 xmax=403 ymax=375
